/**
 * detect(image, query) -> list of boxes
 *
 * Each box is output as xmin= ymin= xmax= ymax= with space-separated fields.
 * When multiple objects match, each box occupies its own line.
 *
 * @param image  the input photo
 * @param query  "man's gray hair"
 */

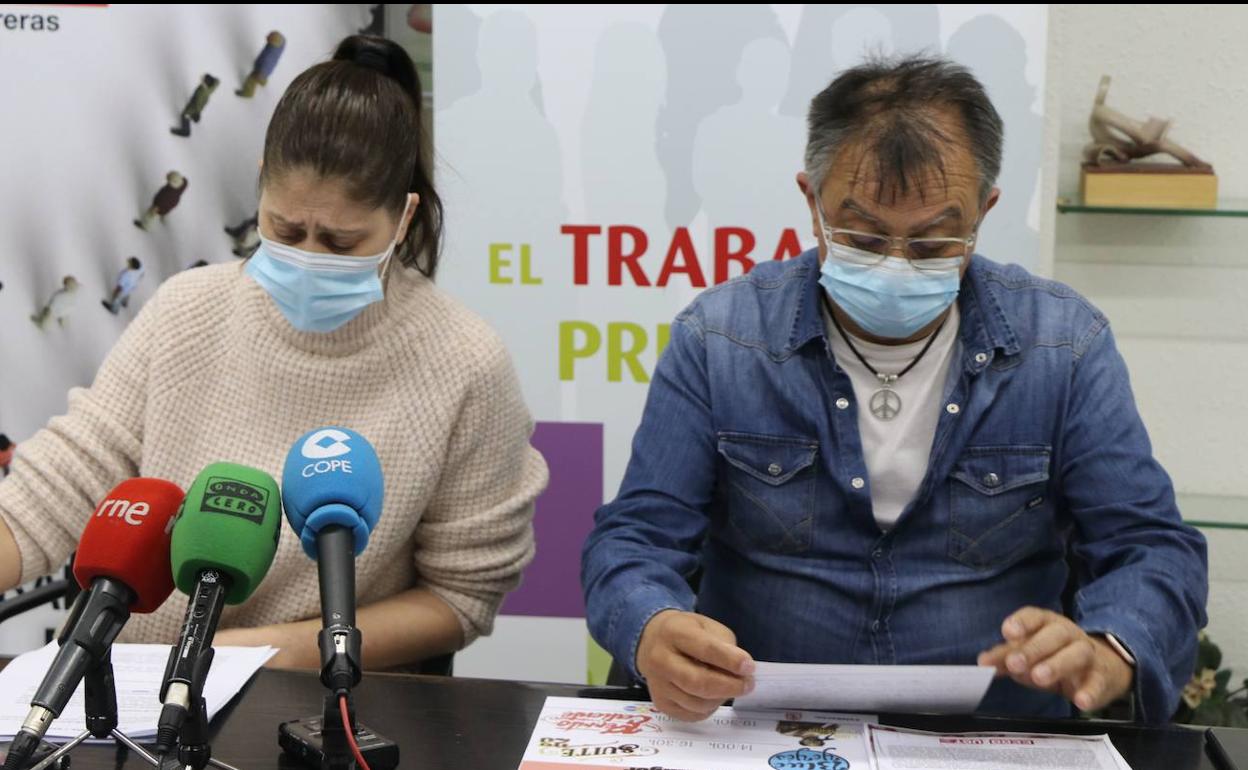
xmin=804 ymin=55 xmax=1004 ymax=204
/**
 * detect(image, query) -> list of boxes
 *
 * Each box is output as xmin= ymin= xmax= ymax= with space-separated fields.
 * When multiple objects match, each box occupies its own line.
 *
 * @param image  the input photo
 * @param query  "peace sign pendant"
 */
xmin=869 ymin=387 xmax=902 ymax=421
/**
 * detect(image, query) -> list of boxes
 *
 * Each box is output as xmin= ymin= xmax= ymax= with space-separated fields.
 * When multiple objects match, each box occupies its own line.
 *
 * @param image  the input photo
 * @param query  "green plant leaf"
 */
xmin=1230 ymin=706 xmax=1248 ymax=729
xmin=1193 ymin=700 xmax=1226 ymax=726
xmin=1199 ymin=638 xmax=1224 ymax=670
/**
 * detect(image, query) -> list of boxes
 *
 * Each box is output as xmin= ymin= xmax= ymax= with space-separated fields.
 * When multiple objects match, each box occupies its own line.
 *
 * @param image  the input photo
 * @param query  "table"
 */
xmin=1 ymin=663 xmax=1237 ymax=769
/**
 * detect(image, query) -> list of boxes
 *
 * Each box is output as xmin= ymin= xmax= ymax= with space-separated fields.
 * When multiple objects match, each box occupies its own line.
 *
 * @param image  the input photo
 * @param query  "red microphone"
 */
xmin=73 ymin=479 xmax=182 ymax=613
xmin=2 ymin=478 xmax=183 ymax=770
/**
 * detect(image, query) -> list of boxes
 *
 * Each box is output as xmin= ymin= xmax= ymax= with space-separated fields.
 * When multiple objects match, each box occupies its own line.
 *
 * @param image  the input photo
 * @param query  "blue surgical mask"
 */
xmin=246 ymin=224 xmax=400 ymax=334
xmin=815 ymin=208 xmax=964 ymax=339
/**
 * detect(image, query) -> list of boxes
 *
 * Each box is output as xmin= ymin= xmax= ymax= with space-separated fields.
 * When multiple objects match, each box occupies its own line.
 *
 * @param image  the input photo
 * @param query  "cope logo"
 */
xmin=302 ymin=429 xmax=352 ymax=459
xmin=300 ymin=429 xmax=354 ymax=478
xmin=200 ymin=477 xmax=268 ymax=524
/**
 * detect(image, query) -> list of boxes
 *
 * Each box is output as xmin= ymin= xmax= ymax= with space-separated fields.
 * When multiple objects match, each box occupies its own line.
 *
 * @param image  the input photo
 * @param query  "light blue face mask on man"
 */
xmin=246 ymin=219 xmax=402 ymax=334
xmin=815 ymin=205 xmax=966 ymax=340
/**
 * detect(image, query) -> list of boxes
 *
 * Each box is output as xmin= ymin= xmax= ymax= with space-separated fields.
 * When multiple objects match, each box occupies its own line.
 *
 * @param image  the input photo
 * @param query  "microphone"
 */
xmin=3 ymin=479 xmax=184 ymax=770
xmin=278 ymin=428 xmax=398 ymax=770
xmin=281 ymin=427 xmax=383 ymax=695
xmin=153 ymin=463 xmax=281 ymax=759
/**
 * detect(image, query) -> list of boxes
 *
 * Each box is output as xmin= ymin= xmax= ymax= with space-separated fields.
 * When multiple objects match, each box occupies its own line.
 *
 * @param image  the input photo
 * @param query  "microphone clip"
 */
xmin=158 ymin=646 xmax=214 ymax=770
xmin=318 ymin=626 xmax=362 ymax=694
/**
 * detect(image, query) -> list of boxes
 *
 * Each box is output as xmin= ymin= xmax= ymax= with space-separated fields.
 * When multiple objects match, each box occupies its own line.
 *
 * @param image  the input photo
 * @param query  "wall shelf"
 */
xmin=1057 ymin=196 xmax=1248 ymax=218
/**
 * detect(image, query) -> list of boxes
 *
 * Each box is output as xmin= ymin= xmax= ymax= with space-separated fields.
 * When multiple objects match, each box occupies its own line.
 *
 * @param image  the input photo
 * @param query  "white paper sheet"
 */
xmin=0 ymin=642 xmax=276 ymax=741
xmin=517 ymin=696 xmax=874 ymax=769
xmin=733 ymin=662 xmax=996 ymax=714
xmin=865 ymin=724 xmax=1133 ymax=770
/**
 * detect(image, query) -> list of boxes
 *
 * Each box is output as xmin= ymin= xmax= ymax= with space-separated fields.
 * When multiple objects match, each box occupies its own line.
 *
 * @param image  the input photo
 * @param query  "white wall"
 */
xmin=1046 ymin=4 xmax=1248 ymax=675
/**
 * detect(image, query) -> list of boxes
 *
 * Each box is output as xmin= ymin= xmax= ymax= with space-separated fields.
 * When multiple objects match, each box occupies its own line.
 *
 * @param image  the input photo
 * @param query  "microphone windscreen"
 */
xmin=73 ymin=478 xmax=184 ymax=613
xmin=171 ymin=463 xmax=281 ymax=605
xmin=281 ymin=427 xmax=383 ymax=559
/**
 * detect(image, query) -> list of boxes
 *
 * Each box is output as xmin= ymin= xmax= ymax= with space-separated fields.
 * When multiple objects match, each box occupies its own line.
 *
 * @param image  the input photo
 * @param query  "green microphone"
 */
xmin=171 ymin=463 xmax=282 ymax=603
xmin=156 ymin=462 xmax=282 ymax=763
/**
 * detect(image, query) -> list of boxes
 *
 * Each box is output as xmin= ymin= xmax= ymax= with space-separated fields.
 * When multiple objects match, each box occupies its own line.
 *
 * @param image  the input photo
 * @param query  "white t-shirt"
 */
xmin=825 ymin=304 xmax=961 ymax=530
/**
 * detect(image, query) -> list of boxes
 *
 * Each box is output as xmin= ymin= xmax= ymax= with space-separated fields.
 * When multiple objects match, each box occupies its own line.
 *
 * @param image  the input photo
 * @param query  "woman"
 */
xmin=0 ymin=35 xmax=548 ymax=670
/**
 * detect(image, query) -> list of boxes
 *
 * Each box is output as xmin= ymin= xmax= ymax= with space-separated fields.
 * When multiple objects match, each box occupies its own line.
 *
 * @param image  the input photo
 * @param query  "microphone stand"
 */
xmin=318 ymin=622 xmax=363 ymax=770
xmin=278 ymin=528 xmax=397 ymax=770
xmin=23 ymin=652 xmax=158 ymax=770
xmin=17 ymin=651 xmax=242 ymax=770
xmin=320 ymin=691 xmax=354 ymax=770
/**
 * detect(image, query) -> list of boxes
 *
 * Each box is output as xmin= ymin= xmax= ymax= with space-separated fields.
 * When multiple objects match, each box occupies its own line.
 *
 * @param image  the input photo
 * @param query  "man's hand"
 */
xmin=636 ymin=610 xmax=756 ymax=722
xmin=978 ymin=607 xmax=1134 ymax=712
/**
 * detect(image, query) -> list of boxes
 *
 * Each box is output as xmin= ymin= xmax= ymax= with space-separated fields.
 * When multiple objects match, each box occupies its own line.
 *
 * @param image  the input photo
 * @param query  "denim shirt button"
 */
xmin=975 ymin=352 xmax=989 ymax=364
xmin=851 ymin=477 xmax=865 ymax=490
xmin=871 ymin=620 xmax=881 ymax=633
xmin=946 ymin=403 xmax=961 ymax=415
xmin=836 ymin=397 xmax=850 ymax=410
xmin=767 ymin=463 xmax=782 ymax=476
xmin=983 ymin=472 xmax=1001 ymax=488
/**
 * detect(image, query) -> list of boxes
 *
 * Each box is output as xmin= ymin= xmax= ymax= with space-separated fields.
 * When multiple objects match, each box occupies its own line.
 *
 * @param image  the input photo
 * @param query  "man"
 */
xmin=102 ymin=257 xmax=144 ymax=314
xmin=224 ymin=212 xmax=260 ymax=257
xmin=170 ymin=73 xmax=220 ymax=138
xmin=581 ymin=57 xmax=1207 ymax=724
xmin=30 ymin=275 xmax=79 ymax=329
xmin=134 ymin=172 xmax=187 ymax=231
xmin=236 ymin=31 xmax=286 ymax=99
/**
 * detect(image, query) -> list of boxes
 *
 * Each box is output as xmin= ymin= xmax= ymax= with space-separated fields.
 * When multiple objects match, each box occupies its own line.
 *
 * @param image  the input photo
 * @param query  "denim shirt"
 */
xmin=582 ymin=249 xmax=1208 ymax=722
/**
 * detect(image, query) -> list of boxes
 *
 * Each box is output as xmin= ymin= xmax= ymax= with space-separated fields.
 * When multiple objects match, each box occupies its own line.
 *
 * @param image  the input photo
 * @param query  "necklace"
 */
xmin=822 ymin=294 xmax=947 ymax=422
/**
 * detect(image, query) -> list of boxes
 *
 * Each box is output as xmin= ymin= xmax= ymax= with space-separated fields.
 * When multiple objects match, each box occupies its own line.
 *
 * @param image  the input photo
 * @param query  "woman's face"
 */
xmin=258 ymin=167 xmax=416 ymax=258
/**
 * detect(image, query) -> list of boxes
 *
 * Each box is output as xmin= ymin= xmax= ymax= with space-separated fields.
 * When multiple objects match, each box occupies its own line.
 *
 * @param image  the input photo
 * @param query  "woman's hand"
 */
xmin=213 ymin=623 xmax=317 ymax=669
xmin=209 ymin=587 xmax=464 ymax=671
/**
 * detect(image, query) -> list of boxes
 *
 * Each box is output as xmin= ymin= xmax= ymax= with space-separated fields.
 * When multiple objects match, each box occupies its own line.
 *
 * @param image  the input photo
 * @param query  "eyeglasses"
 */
xmin=823 ymin=226 xmax=976 ymax=270
xmin=815 ymin=199 xmax=977 ymax=271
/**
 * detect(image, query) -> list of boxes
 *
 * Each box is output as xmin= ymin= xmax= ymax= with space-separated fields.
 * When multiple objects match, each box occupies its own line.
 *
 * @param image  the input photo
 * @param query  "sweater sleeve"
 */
xmin=0 ymin=288 xmax=163 ymax=583
xmin=414 ymin=339 xmax=548 ymax=645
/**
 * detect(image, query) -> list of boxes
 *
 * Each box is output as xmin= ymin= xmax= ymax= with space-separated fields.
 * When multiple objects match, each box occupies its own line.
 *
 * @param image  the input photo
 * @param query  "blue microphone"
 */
xmin=282 ymin=427 xmax=384 ymax=693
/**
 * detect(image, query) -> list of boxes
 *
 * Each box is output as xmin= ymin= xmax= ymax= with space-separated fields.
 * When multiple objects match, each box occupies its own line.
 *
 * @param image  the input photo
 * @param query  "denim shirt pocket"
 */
xmin=948 ymin=445 xmax=1053 ymax=569
xmin=717 ymin=432 xmax=818 ymax=554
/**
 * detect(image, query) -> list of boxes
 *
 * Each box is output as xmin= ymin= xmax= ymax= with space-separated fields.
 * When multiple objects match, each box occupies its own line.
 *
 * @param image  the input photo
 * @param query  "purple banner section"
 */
xmin=500 ymin=421 xmax=604 ymax=618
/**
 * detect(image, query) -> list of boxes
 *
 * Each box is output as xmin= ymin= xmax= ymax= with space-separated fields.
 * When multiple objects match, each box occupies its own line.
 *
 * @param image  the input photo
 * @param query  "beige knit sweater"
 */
xmin=0 ymin=262 xmax=547 ymax=647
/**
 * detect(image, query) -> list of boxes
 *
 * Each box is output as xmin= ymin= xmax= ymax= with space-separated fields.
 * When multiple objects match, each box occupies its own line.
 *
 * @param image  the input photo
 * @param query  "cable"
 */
xmin=339 ymin=695 xmax=371 ymax=770
xmin=2 ymin=731 xmax=40 ymax=770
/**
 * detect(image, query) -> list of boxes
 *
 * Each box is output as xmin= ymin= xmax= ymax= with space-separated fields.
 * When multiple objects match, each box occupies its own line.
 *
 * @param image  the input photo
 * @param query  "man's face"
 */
xmin=798 ymin=115 xmax=998 ymax=283
xmin=795 ymin=112 xmax=1001 ymax=344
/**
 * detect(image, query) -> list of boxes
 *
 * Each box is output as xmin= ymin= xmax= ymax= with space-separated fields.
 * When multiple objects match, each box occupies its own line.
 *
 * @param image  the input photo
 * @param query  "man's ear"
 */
xmin=797 ymin=170 xmax=814 ymax=203
xmin=797 ymin=171 xmax=824 ymax=256
xmin=981 ymin=185 xmax=1001 ymax=217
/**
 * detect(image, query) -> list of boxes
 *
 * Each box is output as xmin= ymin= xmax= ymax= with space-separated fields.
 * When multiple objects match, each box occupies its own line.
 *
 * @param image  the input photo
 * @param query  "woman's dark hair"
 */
xmin=261 ymin=35 xmax=443 ymax=277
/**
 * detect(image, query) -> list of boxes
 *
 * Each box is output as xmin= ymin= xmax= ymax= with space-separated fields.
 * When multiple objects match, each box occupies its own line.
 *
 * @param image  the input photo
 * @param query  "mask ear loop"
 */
xmin=813 ymin=194 xmax=830 ymax=246
xmin=962 ymin=213 xmax=985 ymax=266
xmin=379 ymin=198 xmax=414 ymax=295
xmin=813 ymin=194 xmax=844 ymax=259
